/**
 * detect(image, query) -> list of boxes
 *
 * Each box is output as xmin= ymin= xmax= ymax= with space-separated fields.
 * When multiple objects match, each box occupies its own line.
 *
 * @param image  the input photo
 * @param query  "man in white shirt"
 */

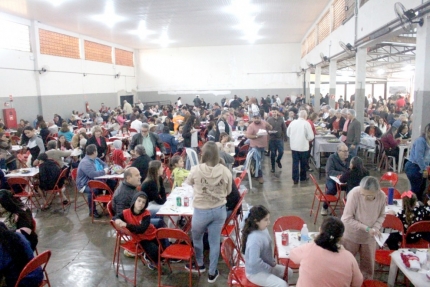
xmin=286 ymin=110 xmax=315 ymax=184
xmin=276 ymin=95 xmax=282 ymax=106
xmin=136 ymin=100 xmax=144 ymax=111
xmin=130 ymin=115 xmax=142 ymax=135
xmin=47 ymin=121 xmax=58 ymax=134
xmin=123 ymin=100 xmax=133 ymax=119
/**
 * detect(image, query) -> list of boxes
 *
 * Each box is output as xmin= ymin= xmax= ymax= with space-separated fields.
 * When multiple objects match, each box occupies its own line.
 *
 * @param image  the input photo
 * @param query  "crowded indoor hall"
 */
xmin=0 ymin=0 xmax=430 ymax=286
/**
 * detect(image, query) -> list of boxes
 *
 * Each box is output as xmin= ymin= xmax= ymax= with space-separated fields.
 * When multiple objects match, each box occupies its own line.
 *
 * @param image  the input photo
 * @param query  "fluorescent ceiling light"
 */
xmin=227 ymin=0 xmax=262 ymax=44
xmin=402 ymin=65 xmax=414 ymax=71
xmin=92 ymin=0 xmax=125 ymax=28
xmin=45 ymin=0 xmax=68 ymax=6
xmin=377 ymin=69 xmax=385 ymax=75
xmin=129 ymin=20 xmax=155 ymax=39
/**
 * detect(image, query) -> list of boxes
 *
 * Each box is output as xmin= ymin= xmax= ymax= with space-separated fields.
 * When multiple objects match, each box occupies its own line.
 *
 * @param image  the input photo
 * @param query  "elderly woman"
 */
xmin=185 ymin=142 xmax=232 ymax=282
xmin=85 ymin=126 xmax=107 ymax=160
xmin=341 ymin=176 xmax=386 ymax=279
xmin=405 ymin=123 xmax=430 ymax=200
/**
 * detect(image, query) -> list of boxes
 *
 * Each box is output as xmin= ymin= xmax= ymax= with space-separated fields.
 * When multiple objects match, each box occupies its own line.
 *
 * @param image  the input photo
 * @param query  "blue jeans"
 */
xmin=324 ymin=179 xmax=337 ymax=209
xmin=254 ymin=147 xmax=265 ymax=177
xmin=292 ymin=150 xmax=308 ymax=182
xmin=405 ymin=161 xmax=426 ymax=201
xmin=269 ymin=139 xmax=284 ymax=169
xmin=191 ymin=205 xmax=227 ymax=275
xmin=348 ymin=144 xmax=358 ymax=157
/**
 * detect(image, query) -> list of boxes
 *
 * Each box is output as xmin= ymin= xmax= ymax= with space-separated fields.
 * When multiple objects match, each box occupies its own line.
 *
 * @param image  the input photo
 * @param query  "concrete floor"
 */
xmin=34 ymin=143 xmax=410 ymax=287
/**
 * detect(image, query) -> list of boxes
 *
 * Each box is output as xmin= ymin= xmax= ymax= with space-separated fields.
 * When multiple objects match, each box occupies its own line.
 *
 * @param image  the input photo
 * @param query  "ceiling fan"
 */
xmin=306 ymin=60 xmax=315 ymax=68
xmin=394 ymin=2 xmax=424 ymax=31
xmin=339 ymin=41 xmax=356 ymax=54
xmin=320 ymin=52 xmax=330 ymax=63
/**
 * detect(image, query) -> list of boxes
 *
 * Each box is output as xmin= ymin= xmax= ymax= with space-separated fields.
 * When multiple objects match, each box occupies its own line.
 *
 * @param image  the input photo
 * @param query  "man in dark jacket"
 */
xmin=112 ymin=167 xmax=141 ymax=216
xmin=322 ymin=143 xmax=351 ymax=215
xmin=129 ymin=123 xmax=166 ymax=160
xmin=131 ymin=145 xmax=151 ymax=182
xmin=345 ymin=109 xmax=361 ymax=157
xmin=215 ymin=111 xmax=230 ymax=142
xmin=193 ymin=95 xmax=202 ymax=107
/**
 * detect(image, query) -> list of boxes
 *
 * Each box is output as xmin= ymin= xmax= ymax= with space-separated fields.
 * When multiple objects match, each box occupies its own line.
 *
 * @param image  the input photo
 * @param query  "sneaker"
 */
xmin=124 ymin=250 xmax=135 ymax=258
xmin=208 ymin=269 xmax=219 ymax=283
xmin=293 ymin=181 xmax=298 ymax=185
xmin=320 ymin=208 xmax=328 ymax=216
xmin=147 ymin=263 xmax=156 ymax=270
xmin=91 ymin=211 xmax=101 ymax=219
xmin=184 ymin=263 xmax=206 ymax=273
xmin=308 ymin=168 xmax=314 ymax=172
xmin=143 ymin=254 xmax=150 ymax=263
xmin=258 ymin=177 xmax=264 ymax=184
xmin=276 ymin=160 xmax=282 ymax=169
xmin=271 ymin=169 xmax=275 ymax=173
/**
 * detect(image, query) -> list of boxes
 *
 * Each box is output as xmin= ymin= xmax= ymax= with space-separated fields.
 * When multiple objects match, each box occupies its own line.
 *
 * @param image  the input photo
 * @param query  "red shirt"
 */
xmin=123 ymin=209 xmax=156 ymax=241
xmin=112 ymin=149 xmax=126 ymax=167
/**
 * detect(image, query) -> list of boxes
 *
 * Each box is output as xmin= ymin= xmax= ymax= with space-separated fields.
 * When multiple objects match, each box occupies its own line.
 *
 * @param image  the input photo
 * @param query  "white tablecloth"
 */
xmin=388 ymin=249 xmax=430 ymax=287
xmin=275 ymin=231 xmax=319 ymax=259
xmin=6 ymin=167 xmax=39 ymax=178
xmin=312 ymin=136 xmax=339 ymax=168
xmin=157 ymin=185 xmax=194 ymax=216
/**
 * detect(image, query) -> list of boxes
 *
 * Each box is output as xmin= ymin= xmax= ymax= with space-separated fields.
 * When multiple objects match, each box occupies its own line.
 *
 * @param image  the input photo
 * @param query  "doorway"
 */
xmin=120 ymin=95 xmax=134 ymax=108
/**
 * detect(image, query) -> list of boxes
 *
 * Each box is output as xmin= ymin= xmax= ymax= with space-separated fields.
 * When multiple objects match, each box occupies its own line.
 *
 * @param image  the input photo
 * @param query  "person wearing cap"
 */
xmin=364 ymin=120 xmax=382 ymax=138
xmin=246 ymin=113 xmax=272 ymax=184
xmin=266 ymin=107 xmax=286 ymax=173
xmin=345 ymin=109 xmax=361 ymax=157
xmin=287 ymin=110 xmax=314 ymax=185
xmin=129 ymin=123 xmax=166 ymax=160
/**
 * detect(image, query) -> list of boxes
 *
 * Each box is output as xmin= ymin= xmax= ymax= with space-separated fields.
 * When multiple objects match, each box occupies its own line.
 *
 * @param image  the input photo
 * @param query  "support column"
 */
xmin=329 ymin=60 xmax=337 ymax=108
xmin=304 ymin=69 xmax=311 ymax=105
xmin=314 ymin=66 xmax=321 ymax=111
xmin=29 ymin=20 xmax=43 ymax=117
xmin=355 ymin=48 xmax=367 ymax=131
xmin=412 ymin=15 xmax=430 ymax=140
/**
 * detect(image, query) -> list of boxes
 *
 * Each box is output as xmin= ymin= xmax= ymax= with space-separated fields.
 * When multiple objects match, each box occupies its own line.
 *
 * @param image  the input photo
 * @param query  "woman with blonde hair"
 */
xmin=85 ymin=125 xmax=107 ymax=159
xmin=185 ymin=141 xmax=232 ymax=283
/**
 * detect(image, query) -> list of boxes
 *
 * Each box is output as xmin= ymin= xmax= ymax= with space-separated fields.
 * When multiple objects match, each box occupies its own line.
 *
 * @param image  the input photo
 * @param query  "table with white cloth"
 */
xmin=311 ymin=135 xmax=340 ymax=169
xmin=387 ymin=249 xmax=430 ymax=287
xmin=5 ymin=167 xmax=39 ymax=178
xmin=359 ymin=134 xmax=376 ymax=149
xmin=385 ymin=200 xmax=402 ymax=214
xmin=94 ymin=173 xmax=124 ymax=180
xmin=274 ymin=231 xmax=319 ymax=259
xmin=156 ymin=185 xmax=194 ymax=232
xmin=11 ymin=145 xmax=22 ymax=152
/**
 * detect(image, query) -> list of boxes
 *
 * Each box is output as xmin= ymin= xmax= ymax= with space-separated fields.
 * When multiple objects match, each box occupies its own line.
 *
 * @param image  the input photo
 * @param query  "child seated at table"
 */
xmin=386 ymin=191 xmax=430 ymax=250
xmin=170 ymin=155 xmax=189 ymax=188
xmin=111 ymin=140 xmax=128 ymax=168
xmin=242 ymin=205 xmax=292 ymax=287
xmin=113 ymin=191 xmax=164 ymax=270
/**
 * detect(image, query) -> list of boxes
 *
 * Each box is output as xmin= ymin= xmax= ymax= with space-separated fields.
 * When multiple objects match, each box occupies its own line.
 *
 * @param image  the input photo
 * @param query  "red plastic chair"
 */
xmin=222 ymin=195 xmax=244 ymax=249
xmin=361 ymin=280 xmax=387 ymax=287
xmin=88 ymin=180 xmax=113 ymax=223
xmin=234 ymin=177 xmax=242 ymax=189
xmin=403 ymin=221 xmax=430 ymax=248
xmin=221 ymin=238 xmax=261 ymax=287
xmin=234 ymin=144 xmax=249 ymax=165
xmin=14 ymin=250 xmax=51 ymax=287
xmin=44 ymin=168 xmax=70 ymax=212
xmin=379 ymin=172 xmax=398 ymax=187
xmin=107 ymin=200 xmax=115 ymax=219
xmin=380 ymin=187 xmax=402 ymax=199
xmin=156 ymin=228 xmax=200 ymax=287
xmin=128 ymin=128 xmax=137 ymax=133
xmin=272 ymin=216 xmax=304 ymax=271
xmin=71 ymin=168 xmax=88 ymax=211
xmin=164 ymin=167 xmax=174 ymax=189
xmin=110 ymin=221 xmax=154 ymax=287
xmin=375 ymin=215 xmax=404 ymax=273
xmin=162 ymin=142 xmax=172 ymax=164
xmin=309 ymin=174 xmax=340 ymax=224
xmin=7 ymin=177 xmax=40 ymax=211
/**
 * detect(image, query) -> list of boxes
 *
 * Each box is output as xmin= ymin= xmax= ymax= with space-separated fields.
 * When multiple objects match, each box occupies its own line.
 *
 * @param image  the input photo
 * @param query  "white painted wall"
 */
xmin=137 ymin=43 xmax=302 ymax=92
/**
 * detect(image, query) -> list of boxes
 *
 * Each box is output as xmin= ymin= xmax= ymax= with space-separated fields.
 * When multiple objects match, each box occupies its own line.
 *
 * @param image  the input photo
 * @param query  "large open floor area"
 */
xmin=34 ymin=142 xmax=410 ymax=287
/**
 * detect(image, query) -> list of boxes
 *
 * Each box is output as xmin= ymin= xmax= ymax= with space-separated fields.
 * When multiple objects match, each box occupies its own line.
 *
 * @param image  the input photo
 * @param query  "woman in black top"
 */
xmin=85 ymin=126 xmax=107 ymax=160
xmin=163 ymin=117 xmax=174 ymax=132
xmin=0 ymin=189 xmax=38 ymax=251
xmin=339 ymin=156 xmax=369 ymax=194
xmin=182 ymin=115 xmax=197 ymax=148
xmin=395 ymin=123 xmax=410 ymax=140
xmin=131 ymin=145 xmax=151 ymax=182
xmin=38 ymin=122 xmax=50 ymax=145
xmin=140 ymin=160 xmax=166 ymax=217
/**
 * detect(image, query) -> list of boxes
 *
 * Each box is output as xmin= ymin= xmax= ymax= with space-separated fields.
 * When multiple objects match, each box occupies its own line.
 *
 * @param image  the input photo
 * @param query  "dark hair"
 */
xmin=163 ymin=126 xmax=170 ymax=134
xmin=398 ymin=123 xmax=408 ymax=133
xmin=169 ymin=155 xmax=182 ymax=170
xmin=143 ymin=160 xmax=162 ymax=192
xmin=350 ymin=156 xmax=367 ymax=174
xmin=0 ymin=189 xmax=25 ymax=213
xmin=37 ymin=153 xmax=48 ymax=162
xmin=402 ymin=193 xmax=417 ymax=226
xmin=241 ymin=205 xmax=270 ymax=254
xmin=314 ymin=217 xmax=344 ymax=252
xmin=0 ymin=222 xmax=32 ymax=273
xmin=23 ymin=125 xmax=34 ymax=132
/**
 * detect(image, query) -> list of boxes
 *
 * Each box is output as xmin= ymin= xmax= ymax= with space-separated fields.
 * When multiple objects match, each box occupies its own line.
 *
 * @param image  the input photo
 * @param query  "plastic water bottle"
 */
xmin=300 ymin=224 xmax=309 ymax=242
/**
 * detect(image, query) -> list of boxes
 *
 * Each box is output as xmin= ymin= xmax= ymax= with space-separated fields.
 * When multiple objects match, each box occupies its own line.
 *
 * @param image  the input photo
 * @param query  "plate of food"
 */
xmin=327 ymin=139 xmax=340 ymax=143
xmin=20 ymin=169 xmax=31 ymax=174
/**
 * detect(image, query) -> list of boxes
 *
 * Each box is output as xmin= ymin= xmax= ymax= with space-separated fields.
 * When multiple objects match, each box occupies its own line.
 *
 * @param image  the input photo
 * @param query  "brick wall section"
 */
xmin=84 ymin=40 xmax=112 ymax=63
xmin=39 ymin=29 xmax=80 ymax=58
xmin=115 ymin=48 xmax=134 ymax=67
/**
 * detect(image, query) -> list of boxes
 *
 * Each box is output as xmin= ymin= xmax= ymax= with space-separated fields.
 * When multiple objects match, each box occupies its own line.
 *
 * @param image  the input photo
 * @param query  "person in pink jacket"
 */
xmin=290 ymin=217 xmax=363 ymax=287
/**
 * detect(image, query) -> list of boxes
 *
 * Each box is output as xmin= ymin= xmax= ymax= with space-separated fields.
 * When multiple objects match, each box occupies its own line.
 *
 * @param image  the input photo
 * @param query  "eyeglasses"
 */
xmin=339 ymin=150 xmax=349 ymax=153
xmin=141 ymin=130 xmax=149 ymax=133
xmin=360 ymin=193 xmax=376 ymax=200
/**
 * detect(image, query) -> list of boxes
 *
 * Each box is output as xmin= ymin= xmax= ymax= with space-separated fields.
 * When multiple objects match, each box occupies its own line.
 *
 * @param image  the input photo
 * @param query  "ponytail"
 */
xmin=314 ymin=217 xmax=344 ymax=253
xmin=241 ymin=205 xmax=269 ymax=254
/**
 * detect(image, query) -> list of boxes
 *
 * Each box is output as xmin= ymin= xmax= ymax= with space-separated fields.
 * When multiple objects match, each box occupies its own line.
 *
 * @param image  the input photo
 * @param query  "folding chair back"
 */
xmin=273 ymin=215 xmax=305 ymax=233
xmin=44 ymin=167 xmax=70 ymax=212
xmin=14 ymin=250 xmax=51 ymax=287
xmin=380 ymin=172 xmax=398 ymax=187
xmin=309 ymin=174 xmax=340 ymax=224
xmin=185 ymin=148 xmax=199 ymax=168
xmin=7 ymin=177 xmax=39 ymax=211
xmin=403 ymin=221 xmax=430 ymax=248
xmin=88 ymin=180 xmax=113 ymax=223
xmin=107 ymin=201 xmax=115 ymax=218
xmin=234 ymin=177 xmax=241 ymax=189
xmin=71 ymin=168 xmax=87 ymax=211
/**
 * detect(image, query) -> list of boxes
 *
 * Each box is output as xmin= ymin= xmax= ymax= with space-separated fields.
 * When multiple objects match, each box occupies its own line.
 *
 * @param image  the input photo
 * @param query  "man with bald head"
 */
xmin=322 ymin=143 xmax=351 ymax=215
xmin=112 ymin=167 xmax=141 ymax=215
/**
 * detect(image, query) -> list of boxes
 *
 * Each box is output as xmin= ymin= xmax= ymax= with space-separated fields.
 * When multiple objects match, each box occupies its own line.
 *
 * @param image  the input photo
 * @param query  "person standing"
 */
xmin=184 ymin=142 xmax=232 ymax=283
xmin=123 ymin=100 xmax=133 ymax=120
xmin=286 ymin=110 xmax=314 ymax=185
xmin=193 ymin=95 xmax=202 ymax=107
xmin=215 ymin=111 xmax=231 ymax=142
xmin=129 ymin=123 xmax=166 ymax=160
xmin=23 ymin=126 xmax=45 ymax=167
xmin=404 ymin=123 xmax=430 ymax=201
xmin=266 ymin=107 xmax=286 ymax=173
xmin=341 ymin=176 xmax=386 ymax=280
xmin=246 ymin=113 xmax=272 ymax=184
xmin=345 ymin=109 xmax=361 ymax=157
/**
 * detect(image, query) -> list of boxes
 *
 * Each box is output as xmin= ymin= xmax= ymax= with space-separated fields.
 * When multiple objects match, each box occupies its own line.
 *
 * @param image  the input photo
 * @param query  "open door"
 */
xmin=120 ymin=95 xmax=134 ymax=107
